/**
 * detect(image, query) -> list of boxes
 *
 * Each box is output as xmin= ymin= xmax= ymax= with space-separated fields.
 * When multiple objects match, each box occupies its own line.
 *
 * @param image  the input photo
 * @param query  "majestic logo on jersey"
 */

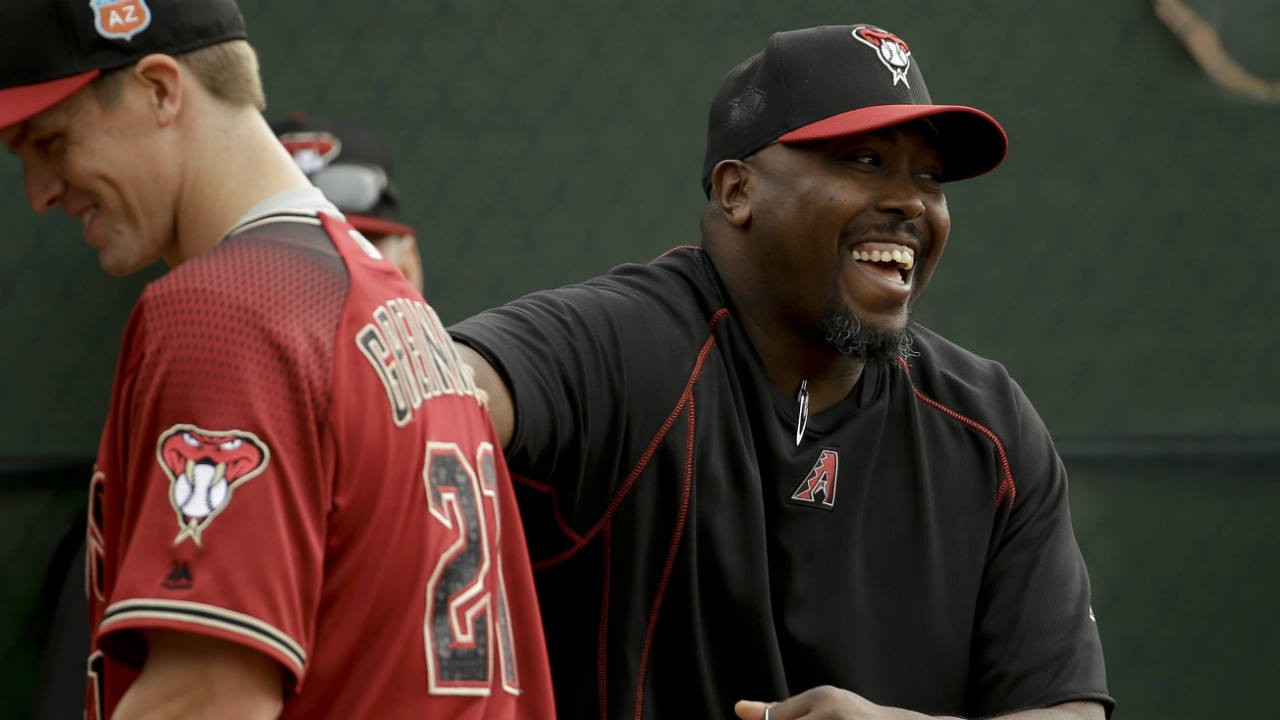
xmin=279 ymin=131 xmax=342 ymax=174
xmin=851 ymin=26 xmax=912 ymax=88
xmin=156 ymin=424 xmax=271 ymax=546
xmin=789 ymin=448 xmax=839 ymax=510
xmin=91 ymin=0 xmax=151 ymax=41
xmin=162 ymin=561 xmax=194 ymax=590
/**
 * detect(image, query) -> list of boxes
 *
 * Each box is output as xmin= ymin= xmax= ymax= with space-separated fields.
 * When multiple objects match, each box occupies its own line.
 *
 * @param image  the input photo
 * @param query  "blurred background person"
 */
xmin=273 ymin=113 xmax=424 ymax=292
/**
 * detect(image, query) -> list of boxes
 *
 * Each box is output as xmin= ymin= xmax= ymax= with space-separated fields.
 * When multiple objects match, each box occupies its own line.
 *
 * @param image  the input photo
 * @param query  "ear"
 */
xmin=709 ymin=159 xmax=752 ymax=228
xmin=132 ymin=54 xmax=184 ymax=127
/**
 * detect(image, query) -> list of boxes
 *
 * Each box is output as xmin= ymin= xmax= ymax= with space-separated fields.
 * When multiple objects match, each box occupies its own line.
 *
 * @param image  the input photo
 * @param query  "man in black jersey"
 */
xmin=452 ymin=24 xmax=1113 ymax=720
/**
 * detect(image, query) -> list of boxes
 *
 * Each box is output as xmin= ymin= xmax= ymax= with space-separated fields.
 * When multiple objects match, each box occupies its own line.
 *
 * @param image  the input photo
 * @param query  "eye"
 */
xmin=219 ymin=438 xmax=243 ymax=451
xmin=915 ymin=167 xmax=943 ymax=184
xmin=182 ymin=432 xmax=201 ymax=447
xmin=32 ymin=133 xmax=64 ymax=157
xmin=839 ymin=150 xmax=880 ymax=170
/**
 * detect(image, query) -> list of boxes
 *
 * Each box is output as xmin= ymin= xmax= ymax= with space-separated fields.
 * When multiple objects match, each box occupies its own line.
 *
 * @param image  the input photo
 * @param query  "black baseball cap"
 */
xmin=702 ymin=24 xmax=1008 ymax=193
xmin=272 ymin=113 xmax=415 ymax=238
xmin=0 ymin=0 xmax=247 ymax=129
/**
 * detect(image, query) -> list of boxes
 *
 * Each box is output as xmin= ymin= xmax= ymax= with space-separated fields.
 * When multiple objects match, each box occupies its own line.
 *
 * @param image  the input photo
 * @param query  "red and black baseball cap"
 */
xmin=701 ymin=24 xmax=1008 ymax=193
xmin=272 ymin=113 xmax=416 ymax=238
xmin=0 ymin=0 xmax=247 ymax=129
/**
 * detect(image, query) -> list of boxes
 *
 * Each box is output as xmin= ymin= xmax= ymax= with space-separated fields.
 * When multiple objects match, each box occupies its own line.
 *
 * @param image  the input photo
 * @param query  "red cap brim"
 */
xmin=0 ymin=71 xmax=101 ymax=130
xmin=778 ymin=103 xmax=1009 ymax=182
xmin=346 ymin=213 xmax=415 ymax=238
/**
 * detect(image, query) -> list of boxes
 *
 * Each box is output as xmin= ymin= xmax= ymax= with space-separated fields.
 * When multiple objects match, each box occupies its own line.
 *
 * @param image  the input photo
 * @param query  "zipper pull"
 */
xmin=795 ymin=378 xmax=809 ymax=446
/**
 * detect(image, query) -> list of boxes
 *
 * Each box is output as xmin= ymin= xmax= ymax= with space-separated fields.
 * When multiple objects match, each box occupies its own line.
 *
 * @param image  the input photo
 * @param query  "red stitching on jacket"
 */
xmin=534 ymin=308 xmax=730 ymax=567
xmin=895 ymin=357 xmax=1017 ymax=509
xmin=633 ymin=392 xmax=696 ymax=720
xmin=598 ymin=521 xmax=612 ymax=720
xmin=512 ymin=473 xmax=586 ymax=550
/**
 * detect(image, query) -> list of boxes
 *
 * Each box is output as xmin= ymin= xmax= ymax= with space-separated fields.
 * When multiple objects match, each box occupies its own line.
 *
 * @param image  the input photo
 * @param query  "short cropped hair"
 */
xmin=91 ymin=39 xmax=266 ymax=111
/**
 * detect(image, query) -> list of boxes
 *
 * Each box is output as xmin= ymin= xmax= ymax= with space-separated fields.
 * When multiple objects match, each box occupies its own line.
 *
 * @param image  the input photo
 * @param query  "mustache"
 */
xmin=842 ymin=219 xmax=923 ymax=241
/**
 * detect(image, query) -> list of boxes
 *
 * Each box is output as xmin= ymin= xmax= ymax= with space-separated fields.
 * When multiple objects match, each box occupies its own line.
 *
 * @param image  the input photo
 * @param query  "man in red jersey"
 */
xmin=0 ymin=1 xmax=555 ymax=718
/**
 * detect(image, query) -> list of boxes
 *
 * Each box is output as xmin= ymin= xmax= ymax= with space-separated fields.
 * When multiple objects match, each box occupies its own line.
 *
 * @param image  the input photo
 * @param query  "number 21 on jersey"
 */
xmin=423 ymin=441 xmax=520 ymax=695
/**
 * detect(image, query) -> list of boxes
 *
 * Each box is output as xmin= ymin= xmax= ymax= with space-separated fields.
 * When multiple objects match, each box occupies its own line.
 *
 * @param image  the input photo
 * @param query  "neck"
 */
xmin=166 ymin=104 xmax=311 ymax=268
xmin=742 ymin=311 xmax=865 ymax=413
xmin=704 ymin=233 xmax=864 ymax=413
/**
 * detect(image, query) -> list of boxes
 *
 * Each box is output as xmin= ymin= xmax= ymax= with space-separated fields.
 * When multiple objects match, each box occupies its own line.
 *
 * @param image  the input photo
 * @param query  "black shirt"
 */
xmin=452 ymin=246 xmax=1112 ymax=719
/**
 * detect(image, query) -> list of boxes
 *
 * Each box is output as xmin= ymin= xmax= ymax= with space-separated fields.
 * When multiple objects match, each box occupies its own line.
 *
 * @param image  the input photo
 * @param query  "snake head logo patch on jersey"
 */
xmin=156 ymin=424 xmax=271 ymax=546
xmin=789 ymin=448 xmax=839 ymax=510
xmin=91 ymin=0 xmax=152 ymax=41
xmin=851 ymin=25 xmax=912 ymax=88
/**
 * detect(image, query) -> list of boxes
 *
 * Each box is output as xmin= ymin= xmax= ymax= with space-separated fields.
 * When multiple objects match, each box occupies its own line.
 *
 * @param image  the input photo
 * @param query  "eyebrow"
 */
xmin=2 ymin=122 xmax=31 ymax=154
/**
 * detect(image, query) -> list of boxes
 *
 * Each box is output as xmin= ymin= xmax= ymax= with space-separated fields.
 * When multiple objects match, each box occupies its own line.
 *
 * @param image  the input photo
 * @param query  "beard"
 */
xmin=821 ymin=302 xmax=916 ymax=361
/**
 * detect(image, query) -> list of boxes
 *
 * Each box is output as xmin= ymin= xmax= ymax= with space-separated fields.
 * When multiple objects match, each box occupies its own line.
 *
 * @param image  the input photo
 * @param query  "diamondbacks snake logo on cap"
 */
xmin=852 ymin=25 xmax=913 ymax=88
xmin=92 ymin=0 xmax=152 ymax=41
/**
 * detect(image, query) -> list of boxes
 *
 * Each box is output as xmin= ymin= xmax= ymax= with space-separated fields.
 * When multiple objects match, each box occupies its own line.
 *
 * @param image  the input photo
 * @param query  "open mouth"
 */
xmin=851 ymin=243 xmax=915 ymax=285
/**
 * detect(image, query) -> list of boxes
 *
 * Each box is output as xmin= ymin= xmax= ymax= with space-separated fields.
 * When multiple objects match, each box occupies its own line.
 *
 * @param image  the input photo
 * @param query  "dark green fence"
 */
xmin=2 ymin=0 xmax=1276 ymax=717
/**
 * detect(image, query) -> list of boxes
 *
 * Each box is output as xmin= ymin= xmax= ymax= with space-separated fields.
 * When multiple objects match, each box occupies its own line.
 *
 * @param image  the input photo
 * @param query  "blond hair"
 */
xmin=91 ymin=39 xmax=266 ymax=110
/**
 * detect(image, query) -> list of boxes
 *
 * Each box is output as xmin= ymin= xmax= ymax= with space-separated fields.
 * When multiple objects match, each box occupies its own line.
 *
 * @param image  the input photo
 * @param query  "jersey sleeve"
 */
xmin=451 ymin=265 xmax=702 ymax=541
xmin=972 ymin=378 xmax=1114 ymax=716
xmin=95 ymin=240 xmax=344 ymax=690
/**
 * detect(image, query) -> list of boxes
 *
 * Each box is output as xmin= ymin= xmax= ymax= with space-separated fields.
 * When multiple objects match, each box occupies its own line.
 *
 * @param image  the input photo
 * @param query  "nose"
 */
xmin=875 ymin=167 xmax=926 ymax=220
xmin=24 ymin=161 xmax=66 ymax=213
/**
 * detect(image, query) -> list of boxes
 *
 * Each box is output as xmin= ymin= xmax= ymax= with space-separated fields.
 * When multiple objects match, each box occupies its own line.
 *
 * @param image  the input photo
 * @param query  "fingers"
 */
xmin=734 ymin=699 xmax=771 ymax=720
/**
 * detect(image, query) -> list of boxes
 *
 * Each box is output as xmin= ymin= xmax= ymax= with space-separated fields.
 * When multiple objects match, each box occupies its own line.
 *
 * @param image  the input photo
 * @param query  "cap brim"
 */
xmin=778 ymin=104 xmax=1008 ymax=182
xmin=346 ymin=213 xmax=415 ymax=238
xmin=0 ymin=71 xmax=101 ymax=130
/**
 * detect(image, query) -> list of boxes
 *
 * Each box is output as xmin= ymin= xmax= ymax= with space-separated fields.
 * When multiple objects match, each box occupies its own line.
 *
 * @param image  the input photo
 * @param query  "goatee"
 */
xmin=822 ymin=304 xmax=916 ymax=361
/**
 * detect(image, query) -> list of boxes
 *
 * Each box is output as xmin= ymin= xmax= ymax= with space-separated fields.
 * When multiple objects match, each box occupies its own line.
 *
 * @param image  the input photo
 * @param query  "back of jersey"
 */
xmin=289 ymin=212 xmax=556 ymax=718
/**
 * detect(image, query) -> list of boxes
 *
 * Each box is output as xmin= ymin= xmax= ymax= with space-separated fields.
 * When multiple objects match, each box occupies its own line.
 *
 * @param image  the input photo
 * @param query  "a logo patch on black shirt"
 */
xmin=789 ymin=448 xmax=839 ymax=510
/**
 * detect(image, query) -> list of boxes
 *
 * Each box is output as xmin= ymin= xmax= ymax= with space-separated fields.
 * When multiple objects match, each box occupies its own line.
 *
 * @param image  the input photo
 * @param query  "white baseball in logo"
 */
xmin=172 ymin=461 xmax=229 ymax=519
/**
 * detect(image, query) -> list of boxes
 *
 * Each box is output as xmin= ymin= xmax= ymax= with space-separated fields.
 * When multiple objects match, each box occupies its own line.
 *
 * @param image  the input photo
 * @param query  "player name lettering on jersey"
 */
xmin=356 ymin=297 xmax=479 ymax=426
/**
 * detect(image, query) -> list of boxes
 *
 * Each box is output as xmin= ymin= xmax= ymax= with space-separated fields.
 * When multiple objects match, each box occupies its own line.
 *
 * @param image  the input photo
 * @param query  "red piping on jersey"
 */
xmin=633 ymin=391 xmax=696 ymax=720
xmin=894 ymin=356 xmax=1016 ymax=510
xmin=531 ymin=308 xmax=730 ymax=567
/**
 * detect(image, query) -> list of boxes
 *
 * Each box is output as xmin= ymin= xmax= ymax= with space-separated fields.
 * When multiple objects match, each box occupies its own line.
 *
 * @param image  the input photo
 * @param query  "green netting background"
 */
xmin=2 ymin=0 xmax=1277 ymax=717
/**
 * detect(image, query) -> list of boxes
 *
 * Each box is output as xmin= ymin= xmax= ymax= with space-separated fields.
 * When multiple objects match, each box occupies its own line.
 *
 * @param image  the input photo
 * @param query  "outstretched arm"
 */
xmin=735 ymin=688 xmax=1104 ymax=720
xmin=456 ymin=342 xmax=516 ymax=450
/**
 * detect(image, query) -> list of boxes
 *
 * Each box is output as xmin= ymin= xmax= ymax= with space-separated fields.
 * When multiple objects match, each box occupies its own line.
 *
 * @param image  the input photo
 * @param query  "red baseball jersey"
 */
xmin=84 ymin=207 xmax=555 ymax=719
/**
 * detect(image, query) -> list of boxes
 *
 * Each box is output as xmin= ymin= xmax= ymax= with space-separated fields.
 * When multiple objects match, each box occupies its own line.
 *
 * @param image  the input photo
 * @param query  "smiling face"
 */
xmin=739 ymin=121 xmax=950 ymax=358
xmin=1 ymin=75 xmax=179 ymax=277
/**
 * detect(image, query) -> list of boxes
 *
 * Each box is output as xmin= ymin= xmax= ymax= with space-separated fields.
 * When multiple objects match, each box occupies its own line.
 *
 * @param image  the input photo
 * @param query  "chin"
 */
xmin=822 ymin=305 xmax=915 ymax=360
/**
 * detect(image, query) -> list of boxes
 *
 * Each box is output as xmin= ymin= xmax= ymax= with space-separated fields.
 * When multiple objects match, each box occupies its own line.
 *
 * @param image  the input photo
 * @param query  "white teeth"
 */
xmin=852 ymin=246 xmax=914 ymax=270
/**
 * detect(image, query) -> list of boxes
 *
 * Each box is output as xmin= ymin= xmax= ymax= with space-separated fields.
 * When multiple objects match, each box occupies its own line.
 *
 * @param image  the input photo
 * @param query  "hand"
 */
xmin=736 ymin=686 xmax=937 ymax=720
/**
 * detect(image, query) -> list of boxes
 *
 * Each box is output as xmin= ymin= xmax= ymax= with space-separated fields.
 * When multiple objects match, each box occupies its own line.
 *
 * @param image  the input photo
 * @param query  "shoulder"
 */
xmin=451 ymin=246 xmax=724 ymax=353
xmin=142 ymin=216 xmax=350 ymax=331
xmin=896 ymin=324 xmax=1038 ymax=445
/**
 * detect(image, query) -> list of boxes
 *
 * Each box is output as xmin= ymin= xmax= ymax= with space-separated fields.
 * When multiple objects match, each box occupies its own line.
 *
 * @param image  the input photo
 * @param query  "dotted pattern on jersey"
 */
xmin=135 ymin=221 xmax=349 ymax=435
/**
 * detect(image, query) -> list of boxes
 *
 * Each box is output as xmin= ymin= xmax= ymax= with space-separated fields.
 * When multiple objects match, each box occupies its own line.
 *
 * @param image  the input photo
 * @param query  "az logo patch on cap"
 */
xmin=852 ymin=25 xmax=912 ymax=88
xmin=91 ymin=0 xmax=152 ymax=42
